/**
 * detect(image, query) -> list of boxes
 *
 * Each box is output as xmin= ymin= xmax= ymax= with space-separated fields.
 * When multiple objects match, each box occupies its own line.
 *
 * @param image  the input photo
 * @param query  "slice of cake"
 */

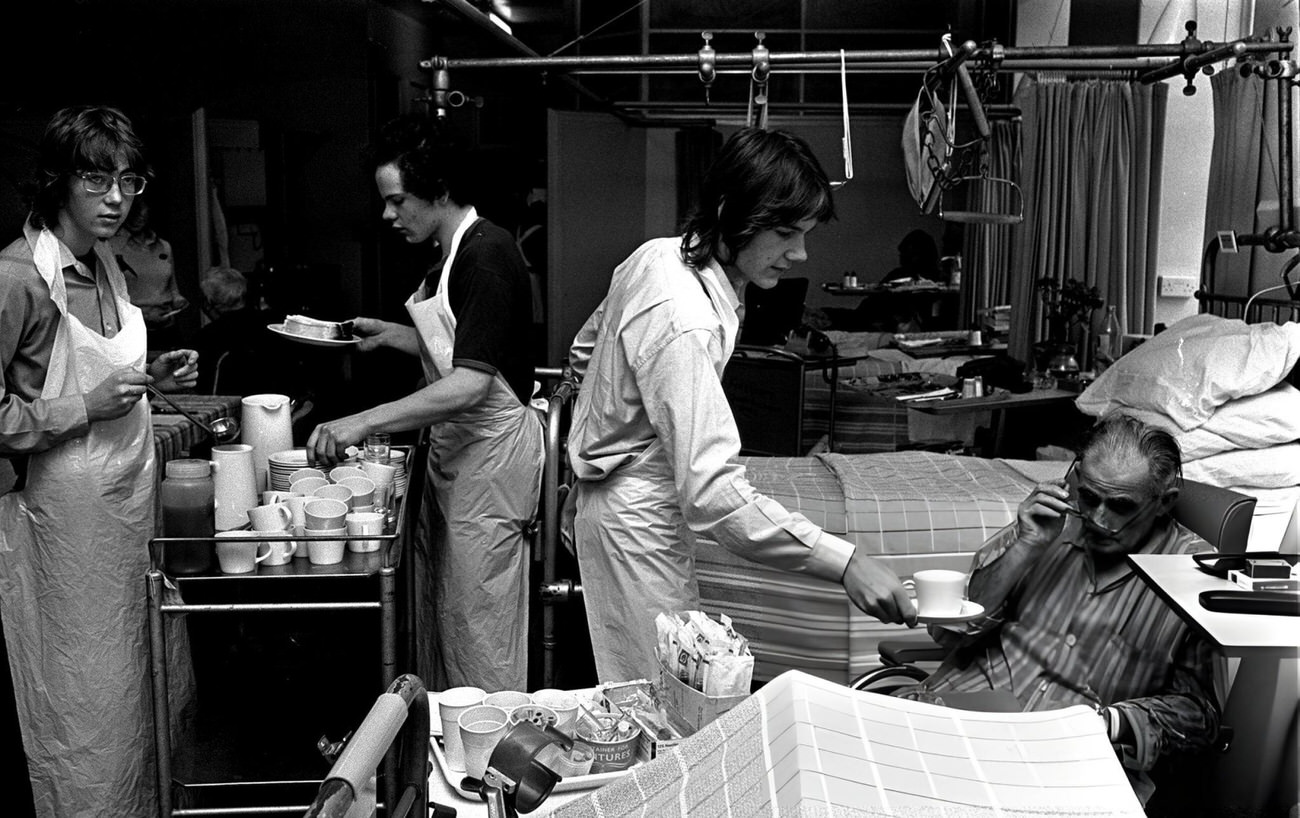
xmin=283 ymin=315 xmax=351 ymax=340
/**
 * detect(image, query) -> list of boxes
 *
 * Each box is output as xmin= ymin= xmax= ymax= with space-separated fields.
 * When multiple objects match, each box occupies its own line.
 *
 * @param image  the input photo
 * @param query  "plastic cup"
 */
xmin=483 ymin=690 xmax=532 ymax=710
xmin=438 ymin=687 xmax=486 ymax=772
xmin=458 ymin=705 xmax=510 ymax=781
xmin=532 ymin=689 xmax=581 ymax=735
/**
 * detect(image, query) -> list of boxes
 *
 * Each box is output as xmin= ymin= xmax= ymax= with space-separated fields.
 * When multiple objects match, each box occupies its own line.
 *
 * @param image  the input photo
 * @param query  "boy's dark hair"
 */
xmin=26 ymin=105 xmax=147 ymax=230
xmin=365 ymin=114 xmax=475 ymax=206
xmin=680 ymin=128 xmax=835 ymax=268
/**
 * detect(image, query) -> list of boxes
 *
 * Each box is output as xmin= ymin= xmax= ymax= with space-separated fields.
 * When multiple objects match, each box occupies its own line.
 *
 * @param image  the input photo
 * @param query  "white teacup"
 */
xmin=328 ymin=465 xmax=367 ymax=484
xmin=338 ymin=476 xmax=375 ymax=507
xmin=904 ymin=569 xmax=968 ymax=617
xmin=281 ymin=494 xmax=310 ymax=543
xmin=305 ymin=528 xmax=347 ymax=565
xmin=291 ymin=476 xmax=329 ymax=496
xmin=215 ymin=530 xmax=271 ymax=574
xmin=247 ymin=502 xmax=292 ymax=532
xmin=345 ymin=511 xmax=384 ymax=552
xmin=304 ymin=498 xmax=349 ymax=530
xmin=313 ymin=483 xmax=354 ymax=507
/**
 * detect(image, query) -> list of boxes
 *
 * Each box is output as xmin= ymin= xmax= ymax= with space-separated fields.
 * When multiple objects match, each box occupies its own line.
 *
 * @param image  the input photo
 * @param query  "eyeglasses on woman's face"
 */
xmin=75 ymin=170 xmax=147 ymax=196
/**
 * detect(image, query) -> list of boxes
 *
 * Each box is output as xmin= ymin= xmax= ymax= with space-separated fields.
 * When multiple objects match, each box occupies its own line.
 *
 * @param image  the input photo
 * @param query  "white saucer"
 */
xmin=916 ymin=600 xmax=985 ymax=625
xmin=267 ymin=323 xmax=360 ymax=347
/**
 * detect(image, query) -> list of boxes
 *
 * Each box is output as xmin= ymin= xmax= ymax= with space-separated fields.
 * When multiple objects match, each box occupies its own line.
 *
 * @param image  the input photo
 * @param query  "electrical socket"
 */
xmin=1158 ymin=275 xmax=1198 ymax=298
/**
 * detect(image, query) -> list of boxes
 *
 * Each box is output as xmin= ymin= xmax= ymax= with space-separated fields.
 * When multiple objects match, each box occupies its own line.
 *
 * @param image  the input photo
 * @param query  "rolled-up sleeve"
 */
xmin=635 ymin=326 xmax=853 ymax=582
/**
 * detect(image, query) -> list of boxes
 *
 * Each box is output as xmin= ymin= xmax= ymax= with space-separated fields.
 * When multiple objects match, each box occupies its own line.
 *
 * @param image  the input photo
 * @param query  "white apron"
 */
xmin=573 ymin=261 xmax=742 ymax=684
xmin=0 ymin=225 xmax=185 ymax=816
xmin=407 ymin=211 xmax=543 ymax=692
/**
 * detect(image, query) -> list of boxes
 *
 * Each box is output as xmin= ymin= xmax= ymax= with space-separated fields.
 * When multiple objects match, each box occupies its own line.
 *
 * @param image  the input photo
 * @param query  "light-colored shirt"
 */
xmin=567 ymin=237 xmax=854 ymax=582
xmin=0 ymin=234 xmax=121 ymax=459
xmin=919 ymin=517 xmax=1221 ymax=773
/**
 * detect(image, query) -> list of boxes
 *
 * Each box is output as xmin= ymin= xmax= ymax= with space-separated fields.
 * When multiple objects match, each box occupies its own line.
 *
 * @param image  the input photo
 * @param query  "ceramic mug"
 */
xmin=215 ymin=530 xmax=271 ymax=574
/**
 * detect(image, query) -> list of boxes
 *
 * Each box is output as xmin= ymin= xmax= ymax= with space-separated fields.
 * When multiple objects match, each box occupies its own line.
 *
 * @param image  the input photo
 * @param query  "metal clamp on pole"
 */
xmin=748 ymin=32 xmax=771 ymax=129
xmin=698 ymin=31 xmax=716 ymax=104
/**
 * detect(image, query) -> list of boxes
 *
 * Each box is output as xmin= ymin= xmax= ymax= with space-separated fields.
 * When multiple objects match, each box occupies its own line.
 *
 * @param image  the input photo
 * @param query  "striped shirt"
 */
xmin=916 ymin=518 xmax=1221 ymax=773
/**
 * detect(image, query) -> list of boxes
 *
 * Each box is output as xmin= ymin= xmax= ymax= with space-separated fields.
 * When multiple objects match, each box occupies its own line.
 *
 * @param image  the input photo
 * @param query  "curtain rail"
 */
xmin=425 ymin=41 xmax=1289 ymax=73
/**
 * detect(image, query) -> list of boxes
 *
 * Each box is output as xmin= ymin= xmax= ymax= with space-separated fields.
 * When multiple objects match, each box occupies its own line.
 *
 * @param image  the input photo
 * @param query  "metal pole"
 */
xmin=431 ymin=41 xmax=1288 ymax=73
xmin=380 ymin=564 xmax=398 ymax=816
xmin=147 ymin=568 xmax=173 ymax=818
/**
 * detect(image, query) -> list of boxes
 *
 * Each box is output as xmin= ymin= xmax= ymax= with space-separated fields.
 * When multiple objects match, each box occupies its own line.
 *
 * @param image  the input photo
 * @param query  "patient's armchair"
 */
xmin=852 ymin=478 xmax=1257 ymax=688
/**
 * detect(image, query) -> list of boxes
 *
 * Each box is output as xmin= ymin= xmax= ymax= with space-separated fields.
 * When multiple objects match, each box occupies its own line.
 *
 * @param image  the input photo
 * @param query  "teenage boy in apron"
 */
xmin=307 ymin=116 xmax=541 ymax=692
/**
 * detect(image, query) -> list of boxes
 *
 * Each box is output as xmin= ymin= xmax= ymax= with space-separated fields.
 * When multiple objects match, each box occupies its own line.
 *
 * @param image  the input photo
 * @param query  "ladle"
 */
xmin=147 ymin=385 xmax=241 ymax=442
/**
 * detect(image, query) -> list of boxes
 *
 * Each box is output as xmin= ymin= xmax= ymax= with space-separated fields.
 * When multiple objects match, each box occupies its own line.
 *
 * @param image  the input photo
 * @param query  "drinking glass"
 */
xmin=364 ymin=433 xmax=391 ymax=464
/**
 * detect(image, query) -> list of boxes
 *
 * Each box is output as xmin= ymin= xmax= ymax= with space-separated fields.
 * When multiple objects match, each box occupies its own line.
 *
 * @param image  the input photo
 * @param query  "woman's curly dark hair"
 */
xmin=365 ymin=114 xmax=475 ymax=206
xmin=23 ymin=105 xmax=148 ymax=230
xmin=680 ymin=128 xmax=835 ymax=269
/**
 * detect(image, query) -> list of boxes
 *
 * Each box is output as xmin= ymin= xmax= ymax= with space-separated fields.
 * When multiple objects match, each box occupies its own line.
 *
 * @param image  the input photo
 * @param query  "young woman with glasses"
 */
xmin=0 ymin=105 xmax=199 ymax=816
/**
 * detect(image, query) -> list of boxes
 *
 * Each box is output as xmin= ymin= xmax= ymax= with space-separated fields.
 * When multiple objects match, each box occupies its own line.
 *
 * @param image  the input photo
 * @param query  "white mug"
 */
xmin=215 ymin=531 xmax=272 ymax=574
xmin=345 ymin=511 xmax=384 ymax=553
xmin=247 ymin=503 xmax=292 ymax=532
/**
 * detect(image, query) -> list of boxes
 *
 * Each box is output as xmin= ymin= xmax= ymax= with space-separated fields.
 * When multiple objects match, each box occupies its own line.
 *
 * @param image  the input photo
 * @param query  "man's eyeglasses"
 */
xmin=1063 ymin=458 xmax=1159 ymax=538
xmin=76 ymin=170 xmax=147 ymax=196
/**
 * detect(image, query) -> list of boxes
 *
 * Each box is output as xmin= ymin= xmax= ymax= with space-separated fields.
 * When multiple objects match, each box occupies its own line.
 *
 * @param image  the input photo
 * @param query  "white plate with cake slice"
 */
xmin=268 ymin=323 xmax=360 ymax=347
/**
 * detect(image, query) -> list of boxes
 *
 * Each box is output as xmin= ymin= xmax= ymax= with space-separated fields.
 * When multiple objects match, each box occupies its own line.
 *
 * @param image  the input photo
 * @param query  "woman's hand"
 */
xmin=148 ymin=349 xmax=199 ymax=392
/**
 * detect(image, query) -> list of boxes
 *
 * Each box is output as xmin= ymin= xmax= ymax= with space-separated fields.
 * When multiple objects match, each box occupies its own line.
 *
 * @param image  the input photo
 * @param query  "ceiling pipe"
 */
xmin=423 ymin=0 xmax=648 ymax=125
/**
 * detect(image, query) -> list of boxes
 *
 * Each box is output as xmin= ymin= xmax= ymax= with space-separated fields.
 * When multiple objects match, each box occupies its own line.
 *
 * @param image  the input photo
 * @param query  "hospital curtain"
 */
xmin=1007 ymin=75 xmax=1167 ymax=365
xmin=961 ymin=118 xmax=1021 ymax=327
xmin=1203 ymin=69 xmax=1284 ymax=299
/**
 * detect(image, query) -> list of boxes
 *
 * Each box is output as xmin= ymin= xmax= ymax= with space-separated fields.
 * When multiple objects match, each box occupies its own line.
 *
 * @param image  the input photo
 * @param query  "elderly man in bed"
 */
xmin=904 ymin=413 xmax=1221 ymax=802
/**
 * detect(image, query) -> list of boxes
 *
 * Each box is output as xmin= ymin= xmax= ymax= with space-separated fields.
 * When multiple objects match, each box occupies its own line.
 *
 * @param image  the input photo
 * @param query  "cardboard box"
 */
xmin=1243 ymin=558 xmax=1295 ymax=579
xmin=656 ymin=664 xmax=748 ymax=734
xmin=1230 ymin=570 xmax=1300 ymax=593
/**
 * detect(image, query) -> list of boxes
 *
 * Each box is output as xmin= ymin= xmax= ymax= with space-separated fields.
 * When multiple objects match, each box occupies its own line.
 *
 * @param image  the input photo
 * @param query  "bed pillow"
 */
xmin=1181 ymin=442 xmax=1300 ymax=489
xmin=1076 ymin=314 xmax=1300 ymax=430
xmin=1175 ymin=383 xmax=1300 ymax=459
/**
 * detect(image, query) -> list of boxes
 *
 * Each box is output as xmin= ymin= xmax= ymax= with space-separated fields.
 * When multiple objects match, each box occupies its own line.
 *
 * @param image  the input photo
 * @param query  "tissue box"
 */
xmin=656 ymin=663 xmax=749 ymax=733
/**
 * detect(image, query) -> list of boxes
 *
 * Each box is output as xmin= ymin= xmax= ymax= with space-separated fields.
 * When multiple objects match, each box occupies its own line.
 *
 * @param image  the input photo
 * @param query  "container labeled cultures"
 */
xmin=161 ymin=458 xmax=216 ymax=574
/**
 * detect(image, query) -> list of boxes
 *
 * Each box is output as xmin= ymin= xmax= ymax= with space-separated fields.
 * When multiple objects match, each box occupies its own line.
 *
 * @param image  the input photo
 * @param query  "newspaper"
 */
xmin=550 ymin=670 xmax=1142 ymax=817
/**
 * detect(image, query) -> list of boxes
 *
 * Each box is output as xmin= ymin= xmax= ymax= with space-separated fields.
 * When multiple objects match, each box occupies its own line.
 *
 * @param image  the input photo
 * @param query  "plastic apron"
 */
xmin=407 ymin=210 xmax=543 ymax=692
xmin=0 ymin=225 xmax=181 ymax=816
xmin=573 ymin=262 xmax=741 ymax=684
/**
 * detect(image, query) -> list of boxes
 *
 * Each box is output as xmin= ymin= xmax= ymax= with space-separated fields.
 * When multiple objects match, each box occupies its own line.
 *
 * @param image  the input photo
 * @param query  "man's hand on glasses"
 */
xmin=1016 ymin=480 xmax=1073 ymax=549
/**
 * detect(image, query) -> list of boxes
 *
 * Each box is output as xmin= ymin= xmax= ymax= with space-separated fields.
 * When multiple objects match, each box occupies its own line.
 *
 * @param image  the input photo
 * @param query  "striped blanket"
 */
xmin=696 ymin=452 xmax=1067 ymax=684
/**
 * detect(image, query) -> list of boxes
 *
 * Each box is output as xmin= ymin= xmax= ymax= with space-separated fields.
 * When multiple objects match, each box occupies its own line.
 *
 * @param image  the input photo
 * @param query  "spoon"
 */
xmin=147 ymin=385 xmax=241 ymax=442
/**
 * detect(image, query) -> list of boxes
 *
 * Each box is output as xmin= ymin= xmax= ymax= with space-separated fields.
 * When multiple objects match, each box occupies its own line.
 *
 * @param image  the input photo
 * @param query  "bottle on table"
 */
xmin=1094 ymin=305 xmax=1124 ymax=373
xmin=160 ymin=458 xmax=216 ymax=574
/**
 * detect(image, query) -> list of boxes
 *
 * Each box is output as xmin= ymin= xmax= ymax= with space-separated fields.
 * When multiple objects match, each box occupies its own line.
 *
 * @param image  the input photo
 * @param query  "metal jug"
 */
xmin=240 ymin=393 xmax=294 ymax=492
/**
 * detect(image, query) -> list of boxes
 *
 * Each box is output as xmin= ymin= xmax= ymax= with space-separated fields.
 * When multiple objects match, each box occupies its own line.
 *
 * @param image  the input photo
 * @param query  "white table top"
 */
xmin=1128 ymin=553 xmax=1300 ymax=658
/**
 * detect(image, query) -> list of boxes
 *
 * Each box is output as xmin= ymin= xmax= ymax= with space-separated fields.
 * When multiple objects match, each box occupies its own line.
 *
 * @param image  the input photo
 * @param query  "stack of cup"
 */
xmin=303 ymin=498 xmax=348 ymax=565
xmin=338 ymin=476 xmax=376 ymax=512
xmin=360 ymin=459 xmax=398 ymax=525
xmin=247 ymin=502 xmax=296 ymax=565
xmin=438 ymin=687 xmax=486 ymax=773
